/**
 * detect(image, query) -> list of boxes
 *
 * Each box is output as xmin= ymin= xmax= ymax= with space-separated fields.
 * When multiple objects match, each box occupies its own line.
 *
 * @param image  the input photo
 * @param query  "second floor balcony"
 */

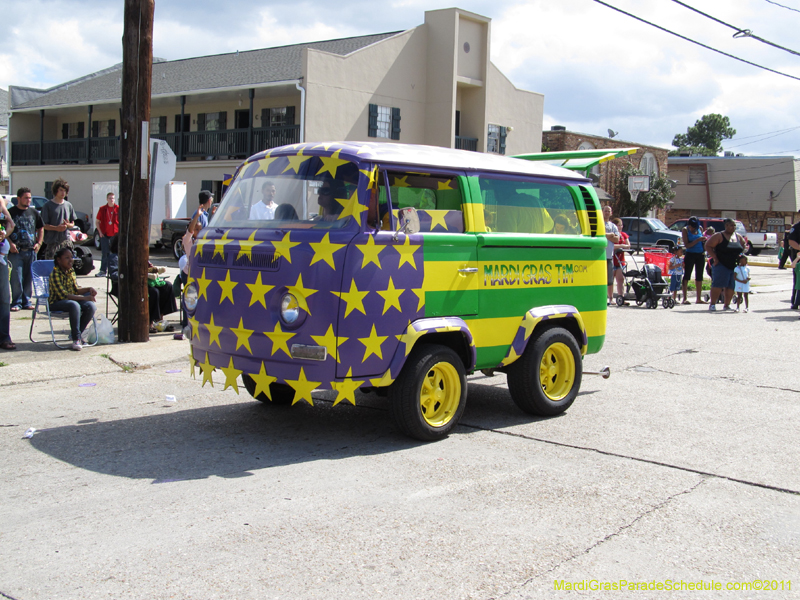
xmin=10 ymin=124 xmax=301 ymax=167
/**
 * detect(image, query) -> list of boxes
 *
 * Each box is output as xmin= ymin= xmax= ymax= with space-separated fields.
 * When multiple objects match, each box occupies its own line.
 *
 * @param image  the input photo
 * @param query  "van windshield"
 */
xmin=210 ymin=154 xmax=363 ymax=230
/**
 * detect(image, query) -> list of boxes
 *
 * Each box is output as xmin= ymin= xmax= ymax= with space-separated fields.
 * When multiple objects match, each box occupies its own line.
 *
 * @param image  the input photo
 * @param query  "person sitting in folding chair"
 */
xmin=49 ymin=247 xmax=98 ymax=351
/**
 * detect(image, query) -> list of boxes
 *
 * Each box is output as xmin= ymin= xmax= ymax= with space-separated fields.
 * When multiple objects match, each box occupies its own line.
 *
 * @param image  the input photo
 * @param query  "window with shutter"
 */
xmin=197 ymin=113 xmax=207 ymax=132
xmin=368 ymin=104 xmax=378 ymax=138
xmin=175 ymin=114 xmax=190 ymax=133
xmin=391 ymin=107 xmax=401 ymax=140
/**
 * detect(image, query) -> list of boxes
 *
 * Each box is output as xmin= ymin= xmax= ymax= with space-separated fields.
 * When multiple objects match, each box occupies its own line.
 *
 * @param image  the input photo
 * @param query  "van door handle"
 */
xmin=458 ymin=267 xmax=478 ymax=273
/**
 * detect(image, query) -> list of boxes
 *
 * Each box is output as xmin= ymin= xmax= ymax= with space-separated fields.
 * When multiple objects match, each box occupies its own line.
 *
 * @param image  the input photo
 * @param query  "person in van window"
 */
xmin=705 ymin=218 xmax=746 ymax=311
xmin=249 ymin=180 xmax=278 ymax=220
xmin=680 ymin=216 xmax=707 ymax=305
xmin=315 ymin=179 xmax=346 ymax=220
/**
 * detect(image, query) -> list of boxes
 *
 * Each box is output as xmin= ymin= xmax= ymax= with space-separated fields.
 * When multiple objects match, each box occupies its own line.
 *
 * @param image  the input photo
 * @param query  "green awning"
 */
xmin=512 ymin=148 xmax=638 ymax=171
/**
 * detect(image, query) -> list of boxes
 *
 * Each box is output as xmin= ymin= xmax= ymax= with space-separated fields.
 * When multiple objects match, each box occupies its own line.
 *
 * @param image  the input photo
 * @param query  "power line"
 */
xmin=765 ymin=0 xmax=800 ymax=14
xmin=592 ymin=0 xmax=800 ymax=82
xmin=671 ymin=0 xmax=800 ymax=58
xmin=730 ymin=125 xmax=800 ymax=141
xmin=726 ymin=128 xmax=800 ymax=149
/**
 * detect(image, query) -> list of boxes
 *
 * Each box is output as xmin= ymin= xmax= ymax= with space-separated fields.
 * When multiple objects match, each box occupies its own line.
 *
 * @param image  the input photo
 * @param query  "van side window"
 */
xmin=479 ymin=177 xmax=581 ymax=235
xmin=386 ymin=172 xmax=464 ymax=233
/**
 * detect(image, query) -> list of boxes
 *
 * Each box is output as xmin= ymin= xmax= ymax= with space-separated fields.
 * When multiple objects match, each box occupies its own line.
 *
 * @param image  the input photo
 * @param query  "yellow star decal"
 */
xmin=237 ymin=230 xmax=263 ymax=261
xmin=231 ymin=318 xmax=254 ymax=354
xmin=356 ymin=144 xmax=375 ymax=155
xmin=412 ymin=288 xmax=426 ymax=311
xmin=253 ymin=155 xmax=278 ymax=176
xmin=356 ymin=234 xmax=384 ymax=268
xmin=393 ymin=175 xmax=411 ymax=187
xmin=196 ymin=268 xmax=212 ymax=300
xmin=522 ymin=312 xmax=538 ymax=340
xmin=437 ymin=179 xmax=454 ymax=190
xmin=287 ymin=274 xmax=317 ymax=314
xmin=336 ymin=189 xmax=368 ymax=223
xmin=501 ymin=346 xmax=521 ymax=367
xmin=309 ymin=233 xmax=345 ymax=269
xmin=311 ymin=142 xmax=335 ymax=151
xmin=359 ymin=165 xmax=379 ymax=189
xmin=217 ymin=271 xmax=238 ymax=305
xmin=220 ymin=357 xmax=242 ymax=394
xmin=194 ymin=234 xmax=212 ymax=256
xmin=358 ymin=325 xmax=388 ymax=361
xmin=272 ymin=232 xmax=300 ymax=264
xmin=249 ymin=363 xmax=278 ymax=400
xmin=394 ymin=236 xmax=420 ymax=269
xmin=316 ymin=150 xmax=350 ymax=179
xmin=370 ymin=370 xmax=395 ymax=387
xmin=246 ymin=272 xmax=274 ymax=308
xmin=285 ymin=367 xmax=320 ymax=406
xmin=332 ymin=368 xmax=364 ymax=407
xmin=213 ymin=231 xmax=233 ymax=259
xmin=199 ymin=352 xmax=215 ymax=388
xmin=310 ymin=325 xmax=347 ymax=362
xmin=397 ymin=323 xmax=427 ymax=356
xmin=188 ymin=351 xmax=197 ymax=379
xmin=428 ymin=210 xmax=449 ymax=231
xmin=188 ymin=316 xmax=201 ymax=339
xmin=332 ymin=281 xmax=369 ymax=317
xmin=377 ymin=277 xmax=404 ymax=314
xmin=205 ymin=314 xmax=223 ymax=348
xmin=282 ymin=149 xmax=311 ymax=174
xmin=264 ymin=322 xmax=296 ymax=357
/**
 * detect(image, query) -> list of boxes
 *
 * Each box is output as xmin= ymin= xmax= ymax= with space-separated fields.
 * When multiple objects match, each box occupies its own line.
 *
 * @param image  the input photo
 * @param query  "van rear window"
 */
xmin=478 ymin=176 xmax=582 ymax=235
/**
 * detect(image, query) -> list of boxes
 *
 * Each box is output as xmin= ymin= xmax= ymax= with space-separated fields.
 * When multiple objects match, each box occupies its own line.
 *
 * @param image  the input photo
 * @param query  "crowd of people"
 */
xmin=0 ymin=180 xmax=220 ymax=351
xmin=605 ymin=209 xmax=764 ymax=313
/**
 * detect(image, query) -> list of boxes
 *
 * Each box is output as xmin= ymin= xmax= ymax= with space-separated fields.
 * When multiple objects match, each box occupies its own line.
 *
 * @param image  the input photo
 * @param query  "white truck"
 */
xmin=742 ymin=231 xmax=777 ymax=255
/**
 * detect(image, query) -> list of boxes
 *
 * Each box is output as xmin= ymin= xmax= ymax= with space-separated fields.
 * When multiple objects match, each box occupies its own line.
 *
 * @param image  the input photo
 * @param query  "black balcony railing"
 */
xmin=11 ymin=125 xmax=301 ymax=166
xmin=455 ymin=136 xmax=478 ymax=152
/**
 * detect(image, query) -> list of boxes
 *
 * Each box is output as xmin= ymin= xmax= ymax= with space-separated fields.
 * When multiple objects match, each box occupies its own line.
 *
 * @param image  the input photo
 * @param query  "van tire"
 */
xmin=506 ymin=326 xmax=582 ymax=416
xmin=389 ymin=344 xmax=467 ymax=441
xmin=242 ymin=374 xmax=294 ymax=405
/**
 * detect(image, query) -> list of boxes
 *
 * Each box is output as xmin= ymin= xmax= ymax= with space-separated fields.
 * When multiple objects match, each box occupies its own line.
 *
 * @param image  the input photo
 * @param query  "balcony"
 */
xmin=10 ymin=125 xmax=301 ymax=166
xmin=455 ymin=136 xmax=478 ymax=152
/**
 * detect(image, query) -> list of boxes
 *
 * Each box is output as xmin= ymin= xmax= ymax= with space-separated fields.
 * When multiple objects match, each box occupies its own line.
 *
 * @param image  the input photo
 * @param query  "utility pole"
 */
xmin=118 ymin=0 xmax=155 ymax=342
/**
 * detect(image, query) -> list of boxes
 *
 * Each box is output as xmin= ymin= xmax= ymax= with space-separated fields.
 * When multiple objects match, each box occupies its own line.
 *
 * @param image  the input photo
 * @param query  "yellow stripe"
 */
xmin=464 ymin=316 xmax=519 ymax=348
xmin=580 ymin=309 xmax=607 ymax=339
xmin=478 ymin=260 xmax=605 ymax=289
xmin=462 ymin=201 xmax=486 ymax=232
xmin=422 ymin=261 xmax=478 ymax=292
xmin=575 ymin=208 xmax=589 ymax=236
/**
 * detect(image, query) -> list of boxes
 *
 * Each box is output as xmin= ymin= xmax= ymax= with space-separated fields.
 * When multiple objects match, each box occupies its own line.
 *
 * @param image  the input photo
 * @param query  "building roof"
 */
xmin=668 ymin=155 xmax=791 ymax=163
xmin=10 ymin=32 xmax=402 ymax=111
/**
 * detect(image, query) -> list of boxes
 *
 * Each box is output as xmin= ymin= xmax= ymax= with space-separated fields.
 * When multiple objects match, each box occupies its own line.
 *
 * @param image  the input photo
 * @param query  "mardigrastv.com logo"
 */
xmin=483 ymin=262 xmax=589 ymax=287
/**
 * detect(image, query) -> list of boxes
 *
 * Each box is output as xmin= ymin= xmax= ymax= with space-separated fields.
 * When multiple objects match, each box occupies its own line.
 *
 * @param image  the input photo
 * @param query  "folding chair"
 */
xmin=29 ymin=260 xmax=98 ymax=349
xmin=106 ymin=272 xmax=119 ymax=325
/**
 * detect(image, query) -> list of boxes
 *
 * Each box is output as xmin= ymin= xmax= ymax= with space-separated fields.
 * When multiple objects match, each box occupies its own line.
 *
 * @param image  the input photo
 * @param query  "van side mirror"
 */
xmin=393 ymin=207 xmax=420 ymax=241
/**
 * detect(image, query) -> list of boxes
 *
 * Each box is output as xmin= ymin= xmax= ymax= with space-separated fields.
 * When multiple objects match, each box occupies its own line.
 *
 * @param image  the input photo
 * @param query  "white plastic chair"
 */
xmin=29 ymin=260 xmax=98 ymax=349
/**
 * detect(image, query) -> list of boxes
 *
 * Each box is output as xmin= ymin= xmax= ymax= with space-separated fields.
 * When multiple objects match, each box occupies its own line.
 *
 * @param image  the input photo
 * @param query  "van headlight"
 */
xmin=184 ymin=283 xmax=199 ymax=311
xmin=281 ymin=293 xmax=300 ymax=324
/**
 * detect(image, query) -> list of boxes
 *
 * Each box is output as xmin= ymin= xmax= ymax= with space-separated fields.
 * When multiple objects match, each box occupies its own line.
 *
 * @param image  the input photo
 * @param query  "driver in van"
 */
xmin=315 ymin=179 xmax=346 ymax=220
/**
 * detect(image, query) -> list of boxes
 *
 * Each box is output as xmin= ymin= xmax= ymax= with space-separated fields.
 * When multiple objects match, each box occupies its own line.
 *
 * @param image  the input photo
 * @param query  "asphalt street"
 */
xmin=1 ymin=257 xmax=798 ymax=600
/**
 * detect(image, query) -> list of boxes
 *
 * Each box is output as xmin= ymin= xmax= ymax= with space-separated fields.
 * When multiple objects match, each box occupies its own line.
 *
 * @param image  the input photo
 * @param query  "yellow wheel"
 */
xmin=419 ymin=362 xmax=462 ymax=427
xmin=389 ymin=344 xmax=467 ymax=441
xmin=538 ymin=342 xmax=576 ymax=401
xmin=507 ymin=326 xmax=582 ymax=416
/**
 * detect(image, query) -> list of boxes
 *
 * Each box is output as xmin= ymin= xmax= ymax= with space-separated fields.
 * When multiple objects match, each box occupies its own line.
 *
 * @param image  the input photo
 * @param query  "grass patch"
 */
xmin=687 ymin=281 xmax=712 ymax=291
xmin=0 ymin=362 xmax=7 ymax=367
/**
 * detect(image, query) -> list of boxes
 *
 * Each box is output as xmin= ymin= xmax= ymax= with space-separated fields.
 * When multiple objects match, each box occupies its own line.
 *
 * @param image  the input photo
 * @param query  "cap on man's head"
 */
xmin=199 ymin=190 xmax=213 ymax=204
xmin=688 ymin=216 xmax=700 ymax=228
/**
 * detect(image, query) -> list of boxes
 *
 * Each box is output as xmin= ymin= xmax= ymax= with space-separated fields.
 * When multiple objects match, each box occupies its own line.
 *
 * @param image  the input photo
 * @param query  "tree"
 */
xmin=613 ymin=163 xmax=676 ymax=217
xmin=670 ymin=113 xmax=736 ymax=156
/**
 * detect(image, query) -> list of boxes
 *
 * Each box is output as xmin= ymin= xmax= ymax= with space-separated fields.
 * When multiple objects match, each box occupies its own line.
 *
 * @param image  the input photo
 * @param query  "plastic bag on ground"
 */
xmin=88 ymin=314 xmax=116 ymax=345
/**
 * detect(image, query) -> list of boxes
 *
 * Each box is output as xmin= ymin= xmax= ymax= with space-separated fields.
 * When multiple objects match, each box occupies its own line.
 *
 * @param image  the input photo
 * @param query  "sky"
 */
xmin=2 ymin=0 xmax=800 ymax=156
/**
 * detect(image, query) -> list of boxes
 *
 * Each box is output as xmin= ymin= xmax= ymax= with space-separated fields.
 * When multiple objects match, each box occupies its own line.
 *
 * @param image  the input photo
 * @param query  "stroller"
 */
xmin=616 ymin=248 xmax=676 ymax=309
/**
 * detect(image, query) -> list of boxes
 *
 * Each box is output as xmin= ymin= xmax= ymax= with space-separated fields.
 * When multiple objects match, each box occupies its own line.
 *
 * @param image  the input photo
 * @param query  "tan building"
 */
xmin=7 ymin=7 xmax=544 ymax=220
xmin=667 ymin=156 xmax=800 ymax=233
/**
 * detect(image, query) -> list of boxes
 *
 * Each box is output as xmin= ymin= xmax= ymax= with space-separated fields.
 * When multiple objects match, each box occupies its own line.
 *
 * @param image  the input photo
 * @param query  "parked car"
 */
xmin=619 ymin=217 xmax=684 ymax=252
xmin=667 ymin=218 xmax=772 ymax=255
xmin=159 ymin=203 xmax=220 ymax=259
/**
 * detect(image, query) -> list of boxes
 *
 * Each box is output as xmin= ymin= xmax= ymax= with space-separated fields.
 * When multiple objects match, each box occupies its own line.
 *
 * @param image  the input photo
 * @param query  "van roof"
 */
xmin=248 ymin=142 xmax=590 ymax=183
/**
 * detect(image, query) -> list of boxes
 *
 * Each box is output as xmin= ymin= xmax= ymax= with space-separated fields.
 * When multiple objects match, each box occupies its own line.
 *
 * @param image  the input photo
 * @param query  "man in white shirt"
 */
xmin=249 ymin=180 xmax=278 ymax=220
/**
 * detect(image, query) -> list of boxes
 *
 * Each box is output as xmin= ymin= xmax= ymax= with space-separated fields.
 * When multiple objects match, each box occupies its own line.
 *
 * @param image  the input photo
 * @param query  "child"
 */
xmin=668 ymin=246 xmax=685 ymax=301
xmin=734 ymin=254 xmax=751 ymax=313
xmin=704 ymin=226 xmax=715 ymax=239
